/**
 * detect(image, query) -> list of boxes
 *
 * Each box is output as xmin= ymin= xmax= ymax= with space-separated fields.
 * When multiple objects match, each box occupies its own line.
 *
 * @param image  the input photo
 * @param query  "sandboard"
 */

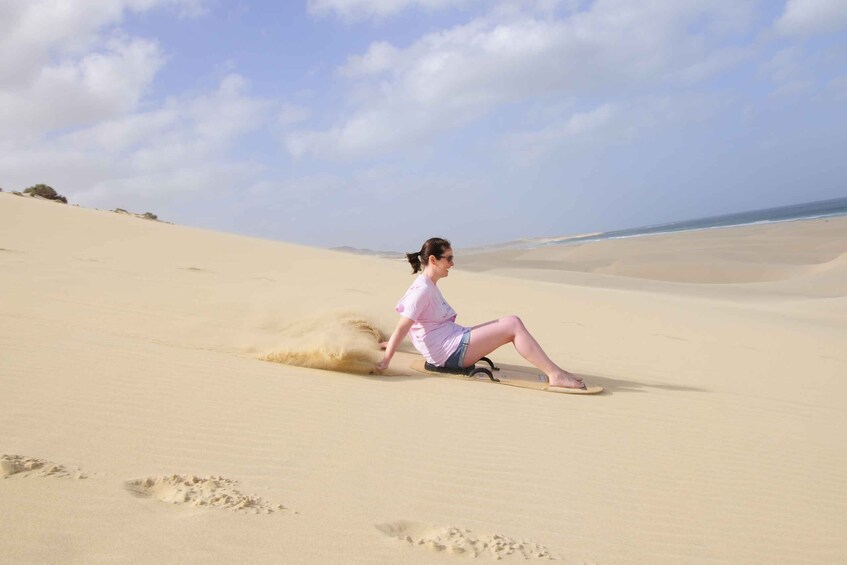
xmin=410 ymin=359 xmax=603 ymax=395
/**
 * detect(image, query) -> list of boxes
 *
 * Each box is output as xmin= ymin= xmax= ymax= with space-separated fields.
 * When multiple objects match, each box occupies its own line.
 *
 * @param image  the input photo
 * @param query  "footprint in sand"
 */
xmin=1 ymin=454 xmax=86 ymax=479
xmin=376 ymin=521 xmax=557 ymax=560
xmin=124 ymin=474 xmax=286 ymax=515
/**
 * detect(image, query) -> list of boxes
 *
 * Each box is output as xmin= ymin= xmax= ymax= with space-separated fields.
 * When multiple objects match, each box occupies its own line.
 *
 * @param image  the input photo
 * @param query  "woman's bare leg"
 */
xmin=463 ymin=316 xmax=584 ymax=389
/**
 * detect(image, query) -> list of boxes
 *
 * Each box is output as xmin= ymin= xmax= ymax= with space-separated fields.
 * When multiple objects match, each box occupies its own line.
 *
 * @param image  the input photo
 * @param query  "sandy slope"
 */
xmin=2 ymin=193 xmax=845 ymax=564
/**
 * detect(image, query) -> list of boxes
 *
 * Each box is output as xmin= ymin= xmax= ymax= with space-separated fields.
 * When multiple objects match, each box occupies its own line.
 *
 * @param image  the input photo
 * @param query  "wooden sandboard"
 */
xmin=410 ymin=359 xmax=603 ymax=395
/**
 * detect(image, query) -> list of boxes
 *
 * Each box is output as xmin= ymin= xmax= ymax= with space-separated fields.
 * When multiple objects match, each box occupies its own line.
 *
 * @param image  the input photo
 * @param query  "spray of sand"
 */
xmin=260 ymin=312 xmax=386 ymax=374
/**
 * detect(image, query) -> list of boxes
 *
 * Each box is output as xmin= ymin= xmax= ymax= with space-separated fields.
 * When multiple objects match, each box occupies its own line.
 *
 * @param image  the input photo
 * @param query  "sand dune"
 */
xmin=2 ymin=192 xmax=846 ymax=564
xmin=461 ymin=216 xmax=847 ymax=284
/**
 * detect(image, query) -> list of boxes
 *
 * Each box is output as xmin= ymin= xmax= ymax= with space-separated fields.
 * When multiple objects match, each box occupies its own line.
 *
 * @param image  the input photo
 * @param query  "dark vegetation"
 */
xmin=6 ymin=183 xmax=163 ymax=222
xmin=23 ymin=184 xmax=67 ymax=203
xmin=111 ymin=208 xmax=161 ymax=222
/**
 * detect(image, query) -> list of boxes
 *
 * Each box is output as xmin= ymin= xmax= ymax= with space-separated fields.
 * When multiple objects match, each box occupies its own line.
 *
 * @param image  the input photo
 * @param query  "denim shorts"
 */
xmin=441 ymin=329 xmax=471 ymax=369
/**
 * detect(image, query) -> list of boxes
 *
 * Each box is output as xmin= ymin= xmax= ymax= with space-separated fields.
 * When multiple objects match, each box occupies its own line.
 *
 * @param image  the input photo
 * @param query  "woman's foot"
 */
xmin=548 ymin=370 xmax=585 ymax=389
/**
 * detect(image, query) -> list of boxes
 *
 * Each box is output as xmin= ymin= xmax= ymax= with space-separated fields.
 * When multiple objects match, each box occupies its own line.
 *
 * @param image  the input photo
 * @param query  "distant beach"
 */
xmin=353 ymin=196 xmax=847 ymax=257
xmin=539 ymin=196 xmax=847 ymax=247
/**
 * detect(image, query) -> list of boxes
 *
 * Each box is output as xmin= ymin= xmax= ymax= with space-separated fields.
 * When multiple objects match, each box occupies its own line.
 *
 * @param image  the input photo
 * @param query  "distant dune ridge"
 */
xmin=330 ymin=245 xmax=404 ymax=259
xmin=460 ymin=217 xmax=847 ymax=291
xmin=1 ymin=191 xmax=846 ymax=564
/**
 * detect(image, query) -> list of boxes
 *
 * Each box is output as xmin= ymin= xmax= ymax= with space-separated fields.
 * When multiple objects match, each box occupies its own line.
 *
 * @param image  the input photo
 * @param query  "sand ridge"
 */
xmin=459 ymin=216 xmax=847 ymax=294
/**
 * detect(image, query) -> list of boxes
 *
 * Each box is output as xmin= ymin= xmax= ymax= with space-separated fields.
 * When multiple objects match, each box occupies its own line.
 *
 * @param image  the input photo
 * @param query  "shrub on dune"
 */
xmin=23 ymin=184 xmax=67 ymax=203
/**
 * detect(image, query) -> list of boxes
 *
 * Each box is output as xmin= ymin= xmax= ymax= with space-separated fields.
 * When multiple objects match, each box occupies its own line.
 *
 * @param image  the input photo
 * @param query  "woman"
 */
xmin=374 ymin=237 xmax=586 ymax=389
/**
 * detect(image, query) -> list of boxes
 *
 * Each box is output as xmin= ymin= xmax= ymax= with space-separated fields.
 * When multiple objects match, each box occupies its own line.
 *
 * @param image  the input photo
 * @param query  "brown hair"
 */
xmin=405 ymin=237 xmax=451 ymax=274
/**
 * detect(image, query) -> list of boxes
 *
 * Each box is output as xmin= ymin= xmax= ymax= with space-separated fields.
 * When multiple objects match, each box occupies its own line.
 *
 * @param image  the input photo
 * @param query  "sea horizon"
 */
xmin=541 ymin=195 xmax=847 ymax=248
xmin=332 ymin=195 xmax=847 ymax=256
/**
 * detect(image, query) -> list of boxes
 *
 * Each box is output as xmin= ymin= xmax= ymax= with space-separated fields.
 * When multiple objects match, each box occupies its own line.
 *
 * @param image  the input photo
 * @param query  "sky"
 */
xmin=1 ymin=0 xmax=846 ymax=251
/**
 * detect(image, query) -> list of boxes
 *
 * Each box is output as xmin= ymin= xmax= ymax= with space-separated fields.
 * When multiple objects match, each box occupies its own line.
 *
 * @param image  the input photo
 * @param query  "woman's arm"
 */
xmin=374 ymin=316 xmax=415 ymax=372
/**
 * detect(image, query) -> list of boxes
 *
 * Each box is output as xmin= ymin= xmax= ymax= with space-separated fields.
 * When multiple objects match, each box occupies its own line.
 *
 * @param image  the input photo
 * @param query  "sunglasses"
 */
xmin=439 ymin=255 xmax=454 ymax=262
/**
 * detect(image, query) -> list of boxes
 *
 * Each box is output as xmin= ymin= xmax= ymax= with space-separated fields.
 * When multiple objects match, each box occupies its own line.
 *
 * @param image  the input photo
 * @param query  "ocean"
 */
xmin=544 ymin=196 xmax=847 ymax=247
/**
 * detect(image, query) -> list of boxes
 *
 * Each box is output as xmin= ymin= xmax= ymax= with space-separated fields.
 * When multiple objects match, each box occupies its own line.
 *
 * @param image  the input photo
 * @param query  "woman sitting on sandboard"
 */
xmin=374 ymin=237 xmax=587 ymax=390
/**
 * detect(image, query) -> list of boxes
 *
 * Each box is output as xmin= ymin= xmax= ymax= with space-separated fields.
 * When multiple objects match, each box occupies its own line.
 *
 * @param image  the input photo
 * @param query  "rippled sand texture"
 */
xmin=2 ymin=192 xmax=846 ymax=564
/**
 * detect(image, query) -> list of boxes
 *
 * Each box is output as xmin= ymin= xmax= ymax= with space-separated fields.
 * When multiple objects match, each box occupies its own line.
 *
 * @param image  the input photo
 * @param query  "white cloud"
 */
xmin=246 ymin=174 xmax=348 ymax=213
xmin=307 ymin=0 xmax=480 ymax=21
xmin=0 ymin=0 xmax=267 ymax=216
xmin=504 ymin=103 xmax=619 ymax=162
xmin=74 ymin=74 xmax=269 ymax=200
xmin=775 ymin=0 xmax=847 ymax=37
xmin=288 ymin=1 xmax=757 ymax=159
xmin=502 ymin=94 xmax=729 ymax=165
xmin=278 ymin=103 xmax=312 ymax=127
xmin=0 ymin=2 xmax=123 ymax=87
xmin=0 ymin=0 xmax=210 ymax=140
xmin=307 ymin=0 xmax=593 ymax=21
xmin=674 ymin=45 xmax=753 ymax=85
xmin=0 ymin=37 xmax=164 ymax=139
xmin=1 ymin=71 xmax=271 ymax=212
xmin=0 ymin=0 xmax=206 ymax=87
xmin=340 ymin=41 xmax=400 ymax=77
xmin=760 ymin=47 xmax=816 ymax=96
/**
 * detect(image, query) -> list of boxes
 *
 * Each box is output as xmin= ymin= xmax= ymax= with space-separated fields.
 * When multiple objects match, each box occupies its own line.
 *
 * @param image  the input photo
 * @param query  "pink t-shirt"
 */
xmin=396 ymin=275 xmax=467 ymax=366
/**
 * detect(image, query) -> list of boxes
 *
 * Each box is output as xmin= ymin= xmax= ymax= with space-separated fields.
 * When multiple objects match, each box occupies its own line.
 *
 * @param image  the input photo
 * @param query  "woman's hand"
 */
xmin=374 ymin=317 xmax=413 ymax=374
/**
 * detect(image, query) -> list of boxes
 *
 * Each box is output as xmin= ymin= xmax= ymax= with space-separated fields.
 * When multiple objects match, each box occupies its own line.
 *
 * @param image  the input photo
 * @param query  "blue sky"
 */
xmin=1 ymin=0 xmax=846 ymax=250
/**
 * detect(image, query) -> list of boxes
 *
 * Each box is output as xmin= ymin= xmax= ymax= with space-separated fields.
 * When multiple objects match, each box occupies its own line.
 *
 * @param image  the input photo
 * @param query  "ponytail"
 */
xmin=406 ymin=251 xmax=422 ymax=274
